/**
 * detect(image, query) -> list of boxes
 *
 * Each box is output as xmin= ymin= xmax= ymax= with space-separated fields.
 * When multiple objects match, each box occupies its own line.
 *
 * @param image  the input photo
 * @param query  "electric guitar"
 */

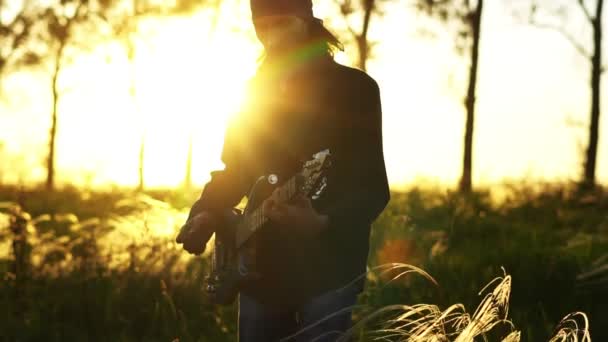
xmin=204 ymin=149 xmax=332 ymax=305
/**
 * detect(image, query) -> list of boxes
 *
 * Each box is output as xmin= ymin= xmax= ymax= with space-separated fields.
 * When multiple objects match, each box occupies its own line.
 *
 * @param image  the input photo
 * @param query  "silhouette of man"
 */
xmin=176 ymin=0 xmax=389 ymax=340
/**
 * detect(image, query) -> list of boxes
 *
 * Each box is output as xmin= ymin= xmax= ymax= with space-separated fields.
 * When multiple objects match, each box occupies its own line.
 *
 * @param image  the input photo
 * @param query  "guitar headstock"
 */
xmin=300 ymin=149 xmax=331 ymax=199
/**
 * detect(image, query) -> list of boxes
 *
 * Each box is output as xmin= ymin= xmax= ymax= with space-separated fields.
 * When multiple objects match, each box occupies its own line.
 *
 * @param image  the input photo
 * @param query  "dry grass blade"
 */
xmin=277 ymin=265 xmax=437 ymax=342
xmin=341 ymin=270 xmax=522 ymax=342
xmin=454 ymin=274 xmax=513 ymax=341
xmin=548 ymin=312 xmax=591 ymax=342
xmin=278 ymin=304 xmax=367 ymax=342
xmin=501 ymin=331 xmax=521 ymax=342
xmin=338 ymin=262 xmax=439 ymax=293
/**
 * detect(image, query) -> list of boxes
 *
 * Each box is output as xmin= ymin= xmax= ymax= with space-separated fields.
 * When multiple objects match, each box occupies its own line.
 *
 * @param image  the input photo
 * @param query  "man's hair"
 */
xmin=306 ymin=19 xmax=344 ymax=56
xmin=257 ymin=18 xmax=343 ymax=64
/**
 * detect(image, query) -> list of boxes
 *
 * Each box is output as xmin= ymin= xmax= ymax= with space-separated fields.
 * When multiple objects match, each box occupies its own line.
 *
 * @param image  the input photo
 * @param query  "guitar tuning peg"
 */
xmin=268 ymin=174 xmax=278 ymax=185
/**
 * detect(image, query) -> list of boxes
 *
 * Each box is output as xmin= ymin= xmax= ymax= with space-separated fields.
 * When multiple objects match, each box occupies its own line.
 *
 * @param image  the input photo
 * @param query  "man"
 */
xmin=176 ymin=0 xmax=389 ymax=340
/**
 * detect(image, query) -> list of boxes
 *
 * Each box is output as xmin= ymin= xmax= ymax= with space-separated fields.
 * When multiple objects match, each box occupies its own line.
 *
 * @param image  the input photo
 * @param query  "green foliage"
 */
xmin=0 ymin=183 xmax=606 ymax=341
xmin=0 ymin=185 xmax=235 ymax=342
xmin=0 ymin=1 xmax=46 ymax=76
xmin=365 ymin=183 xmax=608 ymax=341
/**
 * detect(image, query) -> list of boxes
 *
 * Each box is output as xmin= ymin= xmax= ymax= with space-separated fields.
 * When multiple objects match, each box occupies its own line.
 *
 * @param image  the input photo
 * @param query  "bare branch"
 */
xmin=530 ymin=20 xmax=592 ymax=59
xmin=576 ymin=0 xmax=594 ymax=23
xmin=360 ymin=0 xmax=375 ymax=41
xmin=333 ymin=0 xmax=359 ymax=40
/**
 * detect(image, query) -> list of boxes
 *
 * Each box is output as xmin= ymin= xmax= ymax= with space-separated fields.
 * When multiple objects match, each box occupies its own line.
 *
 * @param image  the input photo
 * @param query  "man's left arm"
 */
xmin=321 ymin=76 xmax=390 ymax=240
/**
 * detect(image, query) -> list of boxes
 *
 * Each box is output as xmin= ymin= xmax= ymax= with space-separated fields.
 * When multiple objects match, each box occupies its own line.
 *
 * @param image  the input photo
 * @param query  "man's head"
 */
xmin=253 ymin=15 xmax=309 ymax=53
xmin=251 ymin=0 xmax=313 ymax=53
xmin=250 ymin=0 xmax=342 ymax=56
xmin=250 ymin=0 xmax=313 ymax=21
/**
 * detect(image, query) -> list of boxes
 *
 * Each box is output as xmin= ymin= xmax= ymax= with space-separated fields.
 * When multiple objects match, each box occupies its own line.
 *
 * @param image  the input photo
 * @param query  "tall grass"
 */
xmin=0 ymin=189 xmax=235 ymax=341
xmin=341 ymin=266 xmax=592 ymax=341
xmin=365 ymin=184 xmax=607 ymax=341
xmin=0 ymin=183 xmax=605 ymax=341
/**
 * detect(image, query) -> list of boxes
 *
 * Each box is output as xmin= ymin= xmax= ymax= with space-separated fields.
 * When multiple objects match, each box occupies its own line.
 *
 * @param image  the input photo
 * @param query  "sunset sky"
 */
xmin=0 ymin=0 xmax=606 ymax=189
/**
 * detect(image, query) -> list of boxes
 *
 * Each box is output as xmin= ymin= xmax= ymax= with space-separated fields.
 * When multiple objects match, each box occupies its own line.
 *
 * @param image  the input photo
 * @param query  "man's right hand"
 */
xmin=175 ymin=211 xmax=218 ymax=255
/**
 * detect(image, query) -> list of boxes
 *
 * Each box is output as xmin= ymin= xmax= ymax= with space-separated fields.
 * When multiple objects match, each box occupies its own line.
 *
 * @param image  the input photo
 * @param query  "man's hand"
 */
xmin=263 ymin=195 xmax=329 ymax=238
xmin=175 ymin=211 xmax=218 ymax=255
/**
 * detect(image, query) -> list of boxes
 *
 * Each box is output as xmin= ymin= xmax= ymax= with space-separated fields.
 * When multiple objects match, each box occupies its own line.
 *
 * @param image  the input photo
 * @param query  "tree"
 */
xmin=109 ymin=0 xmax=219 ymax=191
xmin=183 ymin=0 xmax=223 ymax=190
xmin=415 ymin=0 xmax=485 ymax=193
xmin=527 ymin=0 xmax=605 ymax=189
xmin=41 ymin=0 xmax=112 ymax=191
xmin=333 ymin=0 xmax=388 ymax=71
xmin=111 ymin=0 xmax=154 ymax=192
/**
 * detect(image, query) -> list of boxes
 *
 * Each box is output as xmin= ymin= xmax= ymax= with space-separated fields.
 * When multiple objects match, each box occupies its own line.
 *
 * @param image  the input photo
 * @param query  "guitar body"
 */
xmin=203 ymin=150 xmax=331 ymax=305
xmin=204 ymin=186 xmax=269 ymax=305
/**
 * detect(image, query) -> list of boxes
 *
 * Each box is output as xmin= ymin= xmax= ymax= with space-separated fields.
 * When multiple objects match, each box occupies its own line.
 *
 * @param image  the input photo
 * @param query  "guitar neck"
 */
xmin=245 ymin=175 xmax=299 ymax=233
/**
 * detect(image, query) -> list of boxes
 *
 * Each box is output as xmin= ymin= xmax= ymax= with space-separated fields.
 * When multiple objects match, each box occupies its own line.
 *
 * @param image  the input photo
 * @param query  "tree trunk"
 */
xmin=459 ymin=0 xmax=484 ymax=193
xmin=127 ymin=36 xmax=146 ymax=192
xmin=138 ymin=133 xmax=145 ymax=191
xmin=357 ymin=0 xmax=375 ymax=71
xmin=46 ymin=44 xmax=64 ymax=191
xmin=583 ymin=0 xmax=604 ymax=189
xmin=183 ymin=1 xmax=222 ymax=189
xmin=184 ymin=135 xmax=193 ymax=189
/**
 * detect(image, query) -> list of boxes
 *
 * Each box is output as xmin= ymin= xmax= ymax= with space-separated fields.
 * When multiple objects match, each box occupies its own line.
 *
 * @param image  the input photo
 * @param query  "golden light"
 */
xmin=0 ymin=2 xmax=606 ymax=188
xmin=50 ymin=11 xmax=261 ymax=188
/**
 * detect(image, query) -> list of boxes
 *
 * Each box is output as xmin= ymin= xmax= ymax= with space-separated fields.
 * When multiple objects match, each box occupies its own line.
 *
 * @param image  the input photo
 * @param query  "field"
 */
xmin=1 ymin=183 xmax=606 ymax=341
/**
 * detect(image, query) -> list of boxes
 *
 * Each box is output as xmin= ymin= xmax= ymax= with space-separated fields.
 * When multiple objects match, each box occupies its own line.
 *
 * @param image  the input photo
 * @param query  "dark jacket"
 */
xmin=187 ymin=54 xmax=390 ymax=308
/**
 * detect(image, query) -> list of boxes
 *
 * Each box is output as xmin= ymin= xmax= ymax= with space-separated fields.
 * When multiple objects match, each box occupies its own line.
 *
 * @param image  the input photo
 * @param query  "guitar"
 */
xmin=204 ymin=149 xmax=332 ymax=305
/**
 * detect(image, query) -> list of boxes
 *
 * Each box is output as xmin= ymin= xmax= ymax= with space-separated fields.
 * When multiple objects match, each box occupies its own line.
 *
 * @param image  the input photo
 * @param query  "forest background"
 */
xmin=1 ymin=0 xmax=607 ymax=340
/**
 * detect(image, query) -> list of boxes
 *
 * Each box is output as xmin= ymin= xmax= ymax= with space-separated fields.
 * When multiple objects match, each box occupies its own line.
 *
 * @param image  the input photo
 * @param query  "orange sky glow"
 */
xmin=0 ymin=0 xmax=606 ymax=190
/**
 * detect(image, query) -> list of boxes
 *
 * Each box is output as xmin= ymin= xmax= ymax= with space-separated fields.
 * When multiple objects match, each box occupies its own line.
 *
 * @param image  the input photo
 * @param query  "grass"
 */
xmin=342 ymin=267 xmax=591 ymax=341
xmin=364 ymin=183 xmax=607 ymax=341
xmin=0 ymin=182 xmax=606 ymax=341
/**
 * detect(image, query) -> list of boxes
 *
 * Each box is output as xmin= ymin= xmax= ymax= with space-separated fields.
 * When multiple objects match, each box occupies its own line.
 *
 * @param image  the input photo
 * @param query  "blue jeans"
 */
xmin=238 ymin=282 xmax=363 ymax=342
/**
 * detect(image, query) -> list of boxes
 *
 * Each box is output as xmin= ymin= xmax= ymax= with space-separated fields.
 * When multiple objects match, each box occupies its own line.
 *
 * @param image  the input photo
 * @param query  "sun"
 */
xmin=55 ymin=13 xmax=261 ymax=188
xmin=134 ymin=15 xmax=262 ymax=188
